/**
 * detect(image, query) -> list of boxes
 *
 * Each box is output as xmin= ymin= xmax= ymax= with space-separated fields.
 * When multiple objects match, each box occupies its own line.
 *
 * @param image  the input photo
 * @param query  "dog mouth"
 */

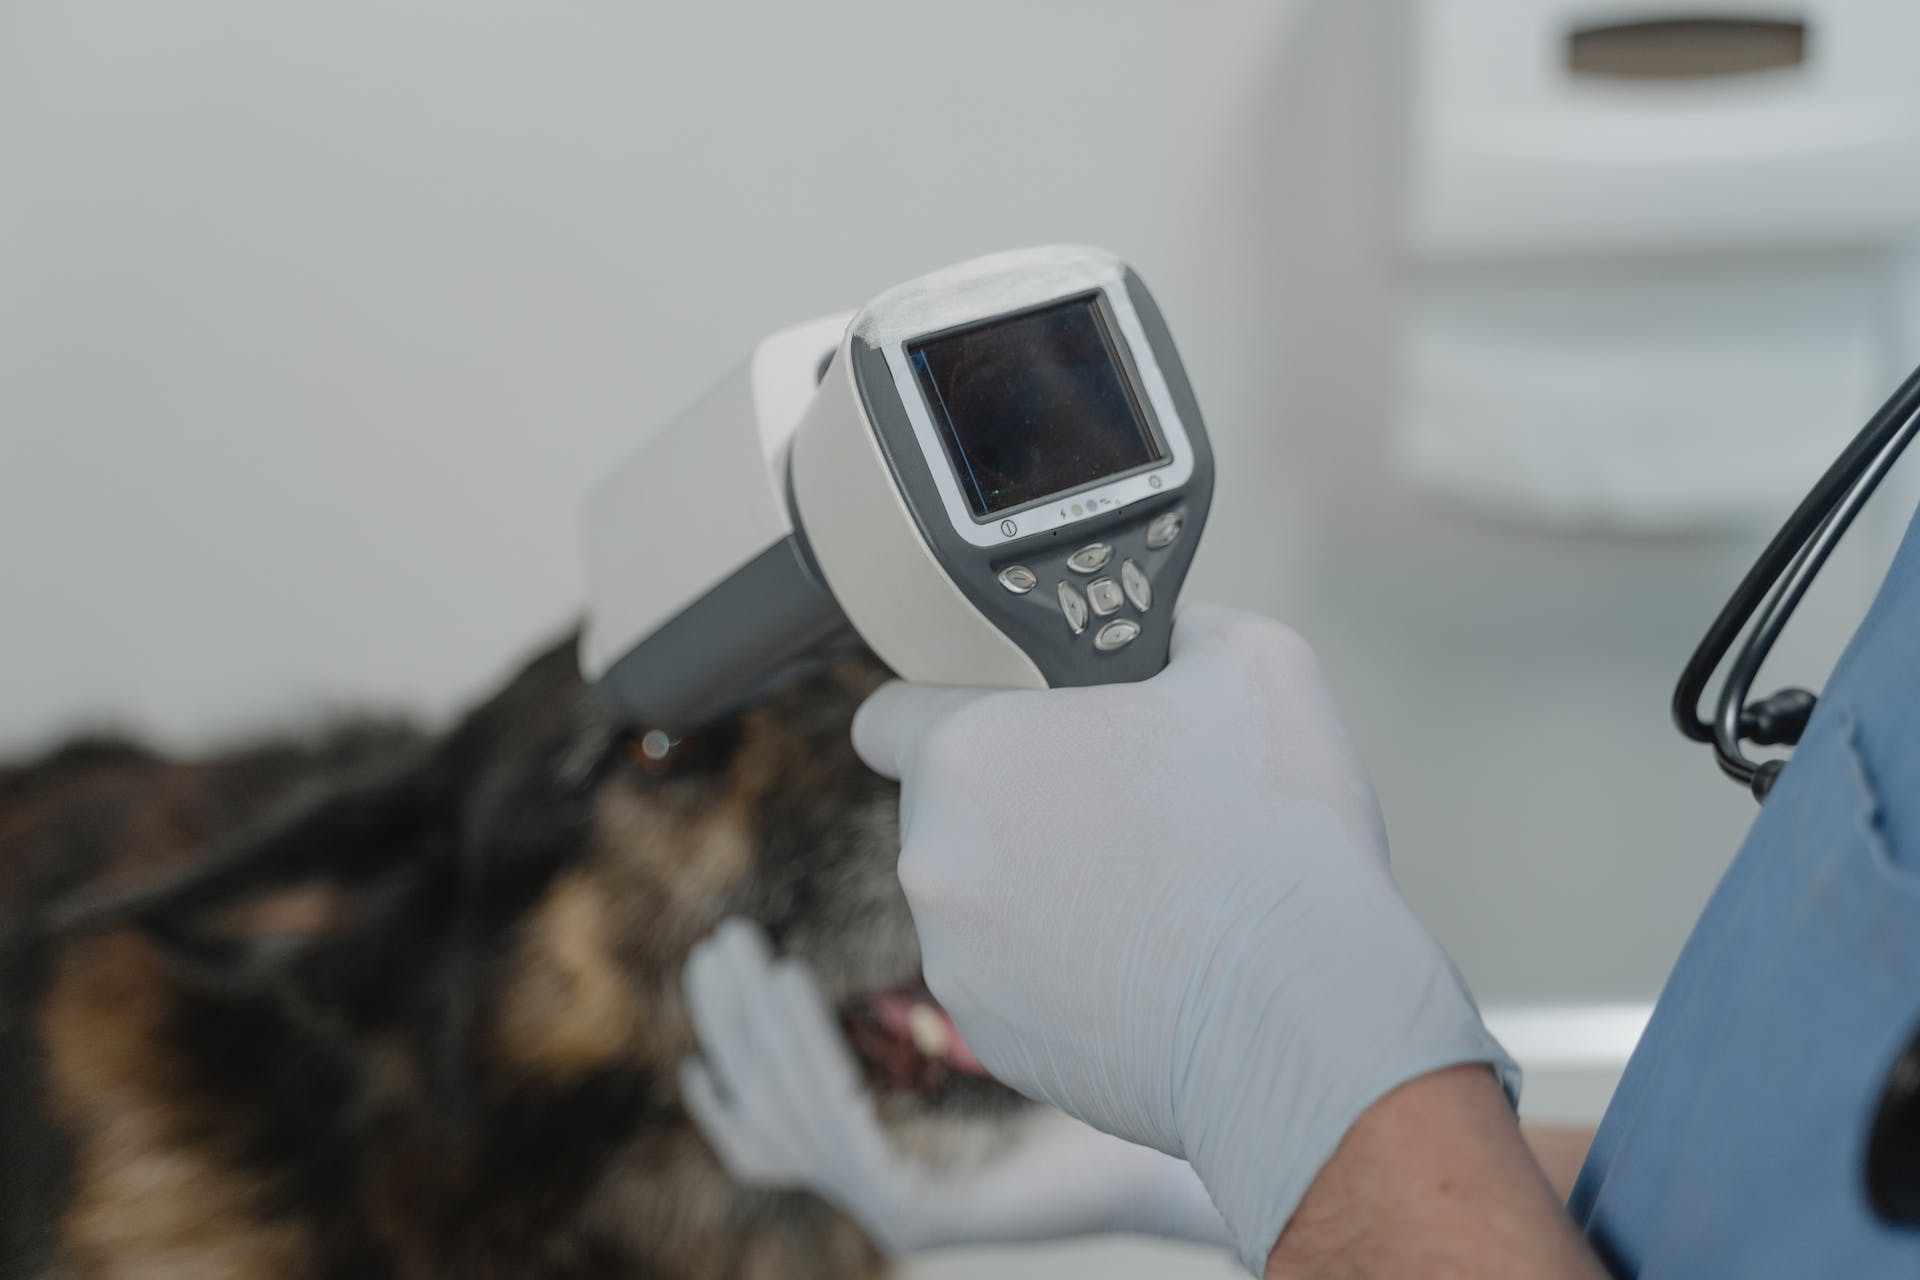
xmin=840 ymin=979 xmax=989 ymax=1095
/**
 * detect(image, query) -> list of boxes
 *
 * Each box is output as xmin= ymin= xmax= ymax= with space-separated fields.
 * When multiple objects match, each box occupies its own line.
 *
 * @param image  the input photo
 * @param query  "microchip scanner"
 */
xmin=582 ymin=246 xmax=1215 ymax=732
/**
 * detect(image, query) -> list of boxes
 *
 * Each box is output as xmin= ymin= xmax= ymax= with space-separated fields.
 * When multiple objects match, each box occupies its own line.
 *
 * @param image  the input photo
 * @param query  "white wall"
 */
xmin=0 ymin=0 xmax=1168 ymax=750
xmin=5 ymin=2 xmax=1915 ymax=1274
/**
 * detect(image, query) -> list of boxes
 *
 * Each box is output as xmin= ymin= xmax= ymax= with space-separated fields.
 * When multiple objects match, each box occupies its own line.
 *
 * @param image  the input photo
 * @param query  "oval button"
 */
xmin=1057 ymin=581 xmax=1089 ymax=635
xmin=1144 ymin=511 xmax=1183 ymax=551
xmin=1067 ymin=543 xmax=1113 ymax=574
xmin=1120 ymin=559 xmax=1152 ymax=611
xmin=1094 ymin=618 xmax=1141 ymax=652
xmin=997 ymin=564 xmax=1037 ymax=594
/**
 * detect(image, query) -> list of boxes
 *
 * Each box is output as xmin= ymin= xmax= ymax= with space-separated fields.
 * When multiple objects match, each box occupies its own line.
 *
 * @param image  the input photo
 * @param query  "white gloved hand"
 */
xmin=852 ymin=604 xmax=1518 ymax=1271
xmin=679 ymin=919 xmax=1230 ymax=1254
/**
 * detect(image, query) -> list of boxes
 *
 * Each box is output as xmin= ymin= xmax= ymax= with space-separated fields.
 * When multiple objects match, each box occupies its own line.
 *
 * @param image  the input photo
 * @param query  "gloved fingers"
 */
xmin=851 ymin=681 xmax=995 ymax=780
xmin=683 ymin=918 xmax=777 ymax=1109
xmin=686 ymin=928 xmax=909 ymax=1226
xmin=686 ymin=922 xmax=835 ymax=1179
xmin=767 ymin=959 xmax=862 ymax=1100
xmin=1166 ymin=601 xmax=1316 ymax=674
xmin=767 ymin=961 xmax=896 ymax=1174
xmin=714 ymin=920 xmax=797 ymax=1098
xmin=1164 ymin=600 xmax=1242 ymax=663
xmin=757 ymin=960 xmax=854 ymax=1133
xmin=715 ymin=926 xmax=863 ymax=1168
xmin=679 ymin=1057 xmax=761 ymax=1178
xmin=678 ymin=1056 xmax=730 ymax=1141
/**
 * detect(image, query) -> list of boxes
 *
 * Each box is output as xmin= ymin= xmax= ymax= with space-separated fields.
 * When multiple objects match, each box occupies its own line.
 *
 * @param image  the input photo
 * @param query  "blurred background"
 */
xmin=6 ymin=2 xmax=1920 ymax=1274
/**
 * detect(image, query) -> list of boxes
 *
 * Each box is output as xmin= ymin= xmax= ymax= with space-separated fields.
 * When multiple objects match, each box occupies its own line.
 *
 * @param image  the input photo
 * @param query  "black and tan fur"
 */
xmin=0 ymin=637 xmax=1011 ymax=1279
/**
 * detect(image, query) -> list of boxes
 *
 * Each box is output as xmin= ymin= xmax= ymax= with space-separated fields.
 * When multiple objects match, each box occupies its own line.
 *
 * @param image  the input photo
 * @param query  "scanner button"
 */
xmin=997 ymin=564 xmax=1037 ymax=594
xmin=1094 ymin=618 xmax=1141 ymax=652
xmin=1144 ymin=511 xmax=1183 ymax=550
xmin=1087 ymin=577 xmax=1124 ymax=616
xmin=1120 ymin=559 xmax=1152 ymax=611
xmin=1056 ymin=582 xmax=1089 ymax=635
xmin=1067 ymin=543 xmax=1113 ymax=574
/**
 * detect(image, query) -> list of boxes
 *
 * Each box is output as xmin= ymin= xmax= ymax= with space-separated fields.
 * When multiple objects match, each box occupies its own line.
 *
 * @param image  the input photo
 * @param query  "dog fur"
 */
xmin=0 ymin=636 xmax=1011 ymax=1279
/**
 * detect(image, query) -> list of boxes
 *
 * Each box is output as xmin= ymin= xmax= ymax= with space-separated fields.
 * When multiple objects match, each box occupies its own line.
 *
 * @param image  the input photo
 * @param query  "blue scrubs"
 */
xmin=1569 ymin=507 xmax=1920 ymax=1276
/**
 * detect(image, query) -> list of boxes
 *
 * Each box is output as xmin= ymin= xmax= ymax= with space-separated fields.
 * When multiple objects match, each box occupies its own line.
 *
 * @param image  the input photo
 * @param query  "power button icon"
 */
xmin=999 ymin=519 xmax=1017 ymax=538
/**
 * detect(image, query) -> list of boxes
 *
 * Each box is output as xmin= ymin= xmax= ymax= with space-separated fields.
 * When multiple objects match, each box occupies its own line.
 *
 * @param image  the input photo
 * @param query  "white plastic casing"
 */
xmin=1397 ymin=0 xmax=1920 ymax=532
xmin=789 ymin=332 xmax=1047 ymax=692
xmin=580 ymin=312 xmax=850 ymax=684
xmin=1410 ymin=0 xmax=1920 ymax=258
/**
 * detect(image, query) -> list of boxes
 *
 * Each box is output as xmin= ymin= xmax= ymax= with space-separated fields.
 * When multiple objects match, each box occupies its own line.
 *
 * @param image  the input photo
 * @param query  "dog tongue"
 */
xmin=868 ymin=991 xmax=988 ymax=1076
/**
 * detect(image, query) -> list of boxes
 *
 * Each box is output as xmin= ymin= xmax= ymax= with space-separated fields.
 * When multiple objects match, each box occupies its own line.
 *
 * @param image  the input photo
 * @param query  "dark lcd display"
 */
xmin=908 ymin=296 xmax=1162 ymax=518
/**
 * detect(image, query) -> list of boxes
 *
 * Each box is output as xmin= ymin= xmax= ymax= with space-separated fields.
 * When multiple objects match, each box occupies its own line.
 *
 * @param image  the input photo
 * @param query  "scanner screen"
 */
xmin=909 ymin=296 xmax=1162 ymax=518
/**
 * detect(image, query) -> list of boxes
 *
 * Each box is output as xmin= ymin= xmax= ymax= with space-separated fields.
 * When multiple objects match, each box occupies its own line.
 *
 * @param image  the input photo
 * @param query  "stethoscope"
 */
xmin=1672 ymin=361 xmax=1920 ymax=1228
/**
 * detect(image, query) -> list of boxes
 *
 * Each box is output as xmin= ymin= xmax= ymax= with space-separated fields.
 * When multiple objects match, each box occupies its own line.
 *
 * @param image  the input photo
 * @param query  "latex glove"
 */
xmin=852 ymin=604 xmax=1518 ymax=1271
xmin=679 ymin=918 xmax=1230 ymax=1253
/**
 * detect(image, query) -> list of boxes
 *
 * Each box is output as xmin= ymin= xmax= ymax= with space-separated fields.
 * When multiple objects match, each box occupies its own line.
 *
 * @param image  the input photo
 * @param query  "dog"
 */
xmin=0 ymin=635 xmax=1019 ymax=1279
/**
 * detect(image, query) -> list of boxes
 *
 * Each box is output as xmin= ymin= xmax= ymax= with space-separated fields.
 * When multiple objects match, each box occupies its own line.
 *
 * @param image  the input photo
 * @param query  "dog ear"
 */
xmin=54 ymin=749 xmax=459 ymax=1022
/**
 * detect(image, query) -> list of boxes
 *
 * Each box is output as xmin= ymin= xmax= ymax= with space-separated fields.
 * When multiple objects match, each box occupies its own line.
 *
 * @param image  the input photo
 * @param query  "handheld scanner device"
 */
xmin=581 ymin=245 xmax=1214 ymax=732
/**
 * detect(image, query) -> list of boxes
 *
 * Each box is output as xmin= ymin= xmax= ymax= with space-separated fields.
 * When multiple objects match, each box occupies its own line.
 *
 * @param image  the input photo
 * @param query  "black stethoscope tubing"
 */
xmin=1674 ymin=361 xmax=1920 ymax=800
xmin=1871 ymin=1023 xmax=1920 ymax=1227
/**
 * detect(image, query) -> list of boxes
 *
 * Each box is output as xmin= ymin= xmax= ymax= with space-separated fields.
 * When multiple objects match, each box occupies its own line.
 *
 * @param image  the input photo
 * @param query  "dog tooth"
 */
xmin=907 ymin=1002 xmax=950 ymax=1059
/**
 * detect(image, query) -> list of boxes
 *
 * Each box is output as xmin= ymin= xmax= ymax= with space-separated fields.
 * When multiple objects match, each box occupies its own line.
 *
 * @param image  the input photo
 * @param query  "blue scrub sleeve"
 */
xmin=1569 ymin=503 xmax=1920 ymax=1277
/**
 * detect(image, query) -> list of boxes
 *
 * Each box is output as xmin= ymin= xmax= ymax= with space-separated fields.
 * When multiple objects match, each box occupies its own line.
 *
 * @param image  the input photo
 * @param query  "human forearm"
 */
xmin=1265 ymin=1066 xmax=1607 ymax=1280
